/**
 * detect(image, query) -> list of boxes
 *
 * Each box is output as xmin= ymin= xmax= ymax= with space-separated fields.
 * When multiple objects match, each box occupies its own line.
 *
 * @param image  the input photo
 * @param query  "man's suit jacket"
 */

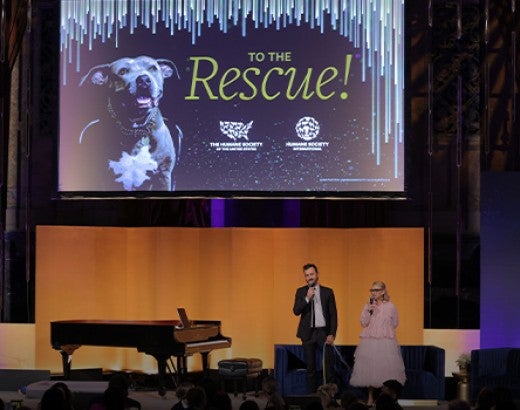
xmin=293 ymin=284 xmax=338 ymax=342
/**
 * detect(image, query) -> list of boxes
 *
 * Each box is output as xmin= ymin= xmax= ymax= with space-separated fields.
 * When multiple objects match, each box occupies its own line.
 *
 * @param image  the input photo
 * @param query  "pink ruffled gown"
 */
xmin=349 ymin=301 xmax=406 ymax=387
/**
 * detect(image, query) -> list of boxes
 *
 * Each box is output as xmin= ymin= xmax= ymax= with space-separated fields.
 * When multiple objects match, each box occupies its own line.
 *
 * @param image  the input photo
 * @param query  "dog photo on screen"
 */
xmin=78 ymin=55 xmax=183 ymax=191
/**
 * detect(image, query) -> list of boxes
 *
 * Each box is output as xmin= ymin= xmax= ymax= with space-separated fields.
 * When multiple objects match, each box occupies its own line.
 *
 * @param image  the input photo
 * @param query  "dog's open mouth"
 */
xmin=136 ymin=96 xmax=152 ymax=108
xmin=135 ymin=95 xmax=159 ymax=110
xmin=110 ymin=95 xmax=158 ymax=127
xmin=110 ymin=87 xmax=162 ymax=126
xmin=124 ymin=93 xmax=160 ymax=124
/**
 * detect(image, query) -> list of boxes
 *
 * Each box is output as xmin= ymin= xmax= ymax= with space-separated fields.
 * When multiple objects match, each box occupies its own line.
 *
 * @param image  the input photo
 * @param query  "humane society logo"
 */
xmin=286 ymin=116 xmax=329 ymax=151
xmin=210 ymin=120 xmax=263 ymax=151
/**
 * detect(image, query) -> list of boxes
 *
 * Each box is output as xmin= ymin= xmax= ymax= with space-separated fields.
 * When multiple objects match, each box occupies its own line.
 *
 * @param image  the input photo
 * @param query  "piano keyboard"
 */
xmin=185 ymin=339 xmax=232 ymax=354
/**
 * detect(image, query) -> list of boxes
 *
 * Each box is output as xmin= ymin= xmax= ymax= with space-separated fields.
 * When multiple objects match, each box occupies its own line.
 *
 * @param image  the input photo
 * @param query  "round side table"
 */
xmin=452 ymin=371 xmax=470 ymax=402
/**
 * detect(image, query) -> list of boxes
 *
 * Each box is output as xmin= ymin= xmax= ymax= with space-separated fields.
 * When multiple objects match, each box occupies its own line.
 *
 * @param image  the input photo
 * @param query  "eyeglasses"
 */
xmin=369 ymin=288 xmax=383 ymax=292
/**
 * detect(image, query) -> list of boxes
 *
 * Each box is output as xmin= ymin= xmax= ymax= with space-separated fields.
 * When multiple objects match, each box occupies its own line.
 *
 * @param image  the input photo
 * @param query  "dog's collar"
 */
xmin=107 ymin=99 xmax=159 ymax=137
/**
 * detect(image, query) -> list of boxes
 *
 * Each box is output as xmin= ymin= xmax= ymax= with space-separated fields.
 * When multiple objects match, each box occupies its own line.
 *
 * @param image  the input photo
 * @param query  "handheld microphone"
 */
xmin=369 ymin=297 xmax=374 ymax=315
xmin=308 ymin=281 xmax=315 ymax=299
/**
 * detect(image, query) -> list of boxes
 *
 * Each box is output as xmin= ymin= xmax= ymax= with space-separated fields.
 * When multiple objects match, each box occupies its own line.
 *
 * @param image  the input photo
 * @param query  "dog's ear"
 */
xmin=157 ymin=59 xmax=180 ymax=80
xmin=79 ymin=64 xmax=111 ymax=86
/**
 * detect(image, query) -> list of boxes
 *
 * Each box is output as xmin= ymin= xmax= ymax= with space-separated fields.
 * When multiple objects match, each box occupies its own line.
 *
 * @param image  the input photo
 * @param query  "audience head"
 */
xmin=375 ymin=393 xmax=398 ymax=410
xmin=475 ymin=387 xmax=495 ymax=409
xmin=493 ymin=386 xmax=517 ymax=410
xmin=304 ymin=402 xmax=325 ymax=410
xmin=186 ymin=386 xmax=207 ymax=410
xmin=108 ymin=373 xmax=130 ymax=393
xmin=381 ymin=380 xmax=403 ymax=400
xmin=261 ymin=376 xmax=279 ymax=395
xmin=448 ymin=399 xmax=471 ymax=410
xmin=50 ymin=382 xmax=74 ymax=407
xmin=176 ymin=381 xmax=195 ymax=400
xmin=200 ymin=376 xmax=219 ymax=405
xmin=210 ymin=390 xmax=232 ymax=410
xmin=348 ymin=402 xmax=370 ymax=410
xmin=239 ymin=400 xmax=260 ymax=410
xmin=102 ymin=385 xmax=127 ymax=410
xmin=38 ymin=382 xmax=74 ymax=410
xmin=340 ymin=390 xmax=359 ymax=409
xmin=495 ymin=400 xmax=518 ymax=410
xmin=261 ymin=375 xmax=286 ymax=409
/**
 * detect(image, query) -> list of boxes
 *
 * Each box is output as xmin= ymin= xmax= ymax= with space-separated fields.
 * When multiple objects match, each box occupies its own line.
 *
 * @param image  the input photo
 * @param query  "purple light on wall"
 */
xmin=211 ymin=199 xmax=225 ymax=227
xmin=481 ymin=172 xmax=520 ymax=348
xmin=211 ymin=199 xmax=300 ymax=227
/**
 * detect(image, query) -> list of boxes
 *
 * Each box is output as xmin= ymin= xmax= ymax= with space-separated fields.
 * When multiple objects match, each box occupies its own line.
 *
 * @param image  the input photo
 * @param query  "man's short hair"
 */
xmin=303 ymin=263 xmax=318 ymax=273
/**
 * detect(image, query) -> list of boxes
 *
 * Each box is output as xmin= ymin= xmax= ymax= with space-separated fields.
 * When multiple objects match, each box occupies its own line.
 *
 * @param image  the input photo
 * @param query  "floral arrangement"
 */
xmin=456 ymin=352 xmax=471 ymax=369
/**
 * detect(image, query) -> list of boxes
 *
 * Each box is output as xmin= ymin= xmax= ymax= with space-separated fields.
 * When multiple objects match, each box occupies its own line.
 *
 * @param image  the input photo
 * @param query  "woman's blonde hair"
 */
xmin=372 ymin=281 xmax=390 ymax=301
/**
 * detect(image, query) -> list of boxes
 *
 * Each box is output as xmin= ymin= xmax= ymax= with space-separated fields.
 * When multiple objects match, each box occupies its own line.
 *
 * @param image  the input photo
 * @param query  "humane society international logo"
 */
xmin=286 ymin=116 xmax=329 ymax=151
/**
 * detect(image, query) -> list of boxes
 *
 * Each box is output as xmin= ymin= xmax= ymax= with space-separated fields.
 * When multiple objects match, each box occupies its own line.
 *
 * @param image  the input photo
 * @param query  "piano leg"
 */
xmin=200 ymin=352 xmax=210 ymax=376
xmin=178 ymin=356 xmax=192 ymax=379
xmin=154 ymin=355 xmax=170 ymax=396
xmin=59 ymin=351 xmax=72 ymax=379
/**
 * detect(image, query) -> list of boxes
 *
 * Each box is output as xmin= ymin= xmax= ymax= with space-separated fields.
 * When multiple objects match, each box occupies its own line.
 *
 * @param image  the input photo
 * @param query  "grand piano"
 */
xmin=50 ymin=319 xmax=232 ymax=395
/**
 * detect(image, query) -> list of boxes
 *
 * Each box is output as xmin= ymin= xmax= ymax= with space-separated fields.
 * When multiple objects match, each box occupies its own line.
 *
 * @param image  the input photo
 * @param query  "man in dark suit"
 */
xmin=293 ymin=263 xmax=338 ymax=393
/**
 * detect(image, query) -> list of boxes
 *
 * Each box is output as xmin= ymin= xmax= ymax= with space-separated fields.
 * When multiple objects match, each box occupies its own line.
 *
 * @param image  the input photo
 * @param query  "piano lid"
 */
xmin=51 ymin=319 xmax=227 ymax=347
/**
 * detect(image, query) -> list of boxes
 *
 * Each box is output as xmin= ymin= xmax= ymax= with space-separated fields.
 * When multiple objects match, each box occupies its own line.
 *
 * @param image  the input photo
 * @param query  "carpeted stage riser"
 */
xmin=0 ymin=370 xmax=51 ymax=392
xmin=52 ymin=368 xmax=268 ymax=392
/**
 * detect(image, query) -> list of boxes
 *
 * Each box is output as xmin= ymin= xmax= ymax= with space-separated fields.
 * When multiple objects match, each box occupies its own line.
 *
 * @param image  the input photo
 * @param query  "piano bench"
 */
xmin=218 ymin=358 xmax=263 ymax=400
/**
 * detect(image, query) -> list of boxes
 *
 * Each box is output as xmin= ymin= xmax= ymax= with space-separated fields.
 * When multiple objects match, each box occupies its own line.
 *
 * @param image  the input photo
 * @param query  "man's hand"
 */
xmin=306 ymin=286 xmax=316 ymax=300
xmin=326 ymin=335 xmax=335 ymax=345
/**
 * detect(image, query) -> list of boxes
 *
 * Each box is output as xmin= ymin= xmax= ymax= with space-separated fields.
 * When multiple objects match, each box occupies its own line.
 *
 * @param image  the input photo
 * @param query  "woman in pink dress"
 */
xmin=349 ymin=281 xmax=406 ymax=406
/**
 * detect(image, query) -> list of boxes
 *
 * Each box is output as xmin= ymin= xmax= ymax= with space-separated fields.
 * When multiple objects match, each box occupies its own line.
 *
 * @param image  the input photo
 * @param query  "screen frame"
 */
xmin=56 ymin=0 xmax=411 ymax=201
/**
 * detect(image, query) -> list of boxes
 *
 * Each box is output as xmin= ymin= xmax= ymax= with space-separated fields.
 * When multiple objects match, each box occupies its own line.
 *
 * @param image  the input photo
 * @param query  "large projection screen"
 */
xmin=58 ymin=1 xmax=406 ymax=197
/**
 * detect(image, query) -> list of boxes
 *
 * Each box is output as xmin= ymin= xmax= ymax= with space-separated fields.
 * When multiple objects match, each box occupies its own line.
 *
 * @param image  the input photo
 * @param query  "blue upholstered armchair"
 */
xmin=273 ymin=344 xmax=358 ymax=397
xmin=470 ymin=348 xmax=520 ymax=402
xmin=399 ymin=345 xmax=445 ymax=400
xmin=274 ymin=344 xmax=312 ymax=396
xmin=274 ymin=344 xmax=445 ymax=400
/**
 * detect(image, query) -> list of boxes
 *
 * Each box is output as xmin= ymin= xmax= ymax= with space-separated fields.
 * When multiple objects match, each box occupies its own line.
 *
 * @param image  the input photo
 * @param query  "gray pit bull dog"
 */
xmin=79 ymin=55 xmax=182 ymax=191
